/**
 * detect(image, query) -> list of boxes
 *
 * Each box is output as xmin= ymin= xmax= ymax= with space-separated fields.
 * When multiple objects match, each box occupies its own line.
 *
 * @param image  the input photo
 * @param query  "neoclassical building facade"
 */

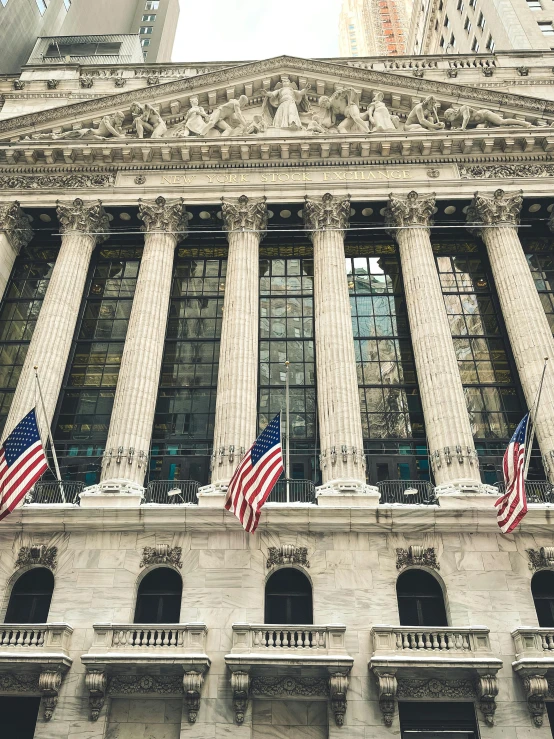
xmin=2 ymin=45 xmax=554 ymax=738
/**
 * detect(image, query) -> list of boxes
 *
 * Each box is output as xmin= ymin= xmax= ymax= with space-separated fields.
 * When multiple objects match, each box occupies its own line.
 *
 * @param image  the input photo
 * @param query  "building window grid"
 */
xmin=139 ymin=26 xmax=154 ymax=34
xmin=145 ymin=0 xmax=160 ymax=8
xmin=539 ymin=21 xmax=554 ymax=36
xmin=523 ymin=239 xmax=554 ymax=336
xmin=35 ymin=0 xmax=47 ymax=14
xmin=142 ymin=14 xmax=156 ymax=21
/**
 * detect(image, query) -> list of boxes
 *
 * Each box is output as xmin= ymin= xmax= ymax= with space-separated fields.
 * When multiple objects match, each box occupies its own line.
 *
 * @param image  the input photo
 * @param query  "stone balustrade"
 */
xmin=513 ymin=627 xmax=554 ymax=659
xmin=0 ymin=623 xmax=73 ymax=658
xmin=86 ymin=622 xmax=208 ymax=655
xmin=231 ymin=623 xmax=346 ymax=653
xmin=372 ymin=625 xmax=493 ymax=656
xmin=512 ymin=628 xmax=554 ymax=727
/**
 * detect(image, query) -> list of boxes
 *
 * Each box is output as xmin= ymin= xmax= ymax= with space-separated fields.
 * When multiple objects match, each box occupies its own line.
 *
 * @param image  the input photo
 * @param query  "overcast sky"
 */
xmin=172 ymin=0 xmax=342 ymax=63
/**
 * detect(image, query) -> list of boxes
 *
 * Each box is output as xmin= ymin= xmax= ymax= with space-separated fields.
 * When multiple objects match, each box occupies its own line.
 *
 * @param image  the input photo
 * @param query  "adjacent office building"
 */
xmin=0 ymin=0 xmax=179 ymax=73
xmin=339 ymin=0 xmax=411 ymax=57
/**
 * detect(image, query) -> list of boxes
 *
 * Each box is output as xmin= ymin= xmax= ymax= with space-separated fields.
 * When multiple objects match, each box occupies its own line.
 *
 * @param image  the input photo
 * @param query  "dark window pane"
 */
xmin=134 ymin=568 xmax=182 ymax=624
xmin=397 ymin=570 xmax=447 ymax=627
xmin=265 ymin=568 xmax=312 ymax=625
xmin=0 ymin=697 xmax=41 ymax=739
xmin=5 ymin=568 xmax=54 ymax=624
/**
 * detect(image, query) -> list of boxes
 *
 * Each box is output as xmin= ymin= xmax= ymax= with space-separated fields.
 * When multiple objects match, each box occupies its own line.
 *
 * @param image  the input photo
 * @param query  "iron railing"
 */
xmin=495 ymin=480 xmax=554 ymax=504
xmin=377 ymin=480 xmax=437 ymax=505
xmin=144 ymin=480 xmax=199 ymax=505
xmin=267 ymin=479 xmax=316 ymax=504
xmin=28 ymin=481 xmax=84 ymax=504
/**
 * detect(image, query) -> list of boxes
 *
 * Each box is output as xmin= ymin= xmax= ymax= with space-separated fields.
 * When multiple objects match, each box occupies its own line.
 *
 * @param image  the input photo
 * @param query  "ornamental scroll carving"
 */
xmin=266 ymin=545 xmax=310 ymax=569
xmin=139 ymin=544 xmax=183 ymax=569
xmin=138 ymin=196 xmax=188 ymax=242
xmin=15 ymin=545 xmax=57 ymax=570
xmin=183 ymin=671 xmax=204 ymax=723
xmin=0 ymin=174 xmax=115 ymax=190
xmin=221 ymin=195 xmax=268 ymax=237
xmin=520 ymin=674 xmax=550 ymax=727
xmin=527 ymin=547 xmax=554 ymax=570
xmin=56 ymin=198 xmax=110 ymax=242
xmin=303 ymin=193 xmax=351 ymax=235
xmin=86 ymin=670 xmax=107 ymax=721
xmin=466 ymin=189 xmax=523 ymax=231
xmin=397 ymin=677 xmax=474 ymax=699
xmin=460 ymin=163 xmax=554 ymax=180
xmin=329 ymin=673 xmax=349 ymax=727
xmin=0 ymin=670 xmax=62 ymax=720
xmin=396 ymin=545 xmax=439 ymax=570
xmin=0 ymin=202 xmax=33 ymax=253
xmin=384 ymin=191 xmax=436 ymax=234
xmin=377 ymin=673 xmax=397 ymax=727
xmin=108 ymin=674 xmax=183 ymax=694
xmin=251 ymin=675 xmax=327 ymax=697
xmin=231 ymin=671 xmax=250 ymax=725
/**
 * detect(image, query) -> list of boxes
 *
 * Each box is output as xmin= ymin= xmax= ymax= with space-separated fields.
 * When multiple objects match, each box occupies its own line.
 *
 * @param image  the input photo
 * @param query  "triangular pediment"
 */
xmin=1 ymin=55 xmax=553 ymax=144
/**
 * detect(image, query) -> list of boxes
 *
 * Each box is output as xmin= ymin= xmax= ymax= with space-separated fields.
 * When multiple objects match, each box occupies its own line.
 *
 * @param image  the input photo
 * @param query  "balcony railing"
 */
xmin=231 ymin=623 xmax=348 ymax=655
xmin=27 ymin=481 xmax=84 ymax=504
xmin=377 ymin=480 xmax=437 ymax=505
xmin=144 ymin=480 xmax=199 ymax=505
xmin=495 ymin=481 xmax=554 ymax=504
xmin=512 ymin=627 xmax=554 ymax=659
xmin=86 ymin=622 xmax=208 ymax=655
xmin=372 ymin=626 xmax=493 ymax=657
xmin=0 ymin=623 xmax=73 ymax=654
xmin=267 ymin=479 xmax=316 ymax=503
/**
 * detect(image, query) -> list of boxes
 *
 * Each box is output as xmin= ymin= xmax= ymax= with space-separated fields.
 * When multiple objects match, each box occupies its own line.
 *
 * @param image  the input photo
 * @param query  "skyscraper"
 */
xmin=339 ymin=0 xmax=411 ymax=57
xmin=0 ymin=0 xmax=179 ymax=73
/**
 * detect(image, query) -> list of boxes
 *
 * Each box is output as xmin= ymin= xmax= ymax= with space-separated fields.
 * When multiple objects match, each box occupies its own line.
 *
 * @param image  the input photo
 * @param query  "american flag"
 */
xmin=0 ymin=409 xmax=48 ymax=522
xmin=495 ymin=413 xmax=530 ymax=534
xmin=225 ymin=413 xmax=284 ymax=533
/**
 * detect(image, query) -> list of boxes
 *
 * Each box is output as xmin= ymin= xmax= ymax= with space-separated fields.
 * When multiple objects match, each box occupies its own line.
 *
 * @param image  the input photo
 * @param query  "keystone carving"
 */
xmin=521 ymin=674 xmax=549 ymax=727
xmin=377 ymin=672 xmax=397 ymax=727
xmin=13 ymin=79 xmax=25 ymax=90
xmin=15 ymin=545 xmax=57 ymax=570
xmin=85 ymin=670 xmax=107 ymax=721
xmin=38 ymin=670 xmax=62 ymax=720
xmin=384 ymin=191 xmax=436 ymax=234
xmin=221 ymin=195 xmax=268 ymax=238
xmin=56 ymin=198 xmax=110 ymax=243
xmin=46 ymin=79 xmax=59 ymax=89
xmin=476 ymin=674 xmax=499 ymax=726
xmin=183 ymin=670 xmax=204 ymax=723
xmin=138 ymin=196 xmax=188 ymax=242
xmin=140 ymin=545 xmax=183 ymax=569
xmin=329 ymin=673 xmax=349 ymax=727
xmin=303 ymin=193 xmax=351 ymax=236
xmin=0 ymin=201 xmax=33 ymax=253
xmin=527 ymin=548 xmax=554 ymax=570
xmin=231 ymin=671 xmax=250 ymax=724
xmin=79 ymin=75 xmax=94 ymax=89
xmin=396 ymin=545 xmax=439 ymax=570
xmin=266 ymin=545 xmax=310 ymax=569
xmin=466 ymin=188 xmax=523 ymax=234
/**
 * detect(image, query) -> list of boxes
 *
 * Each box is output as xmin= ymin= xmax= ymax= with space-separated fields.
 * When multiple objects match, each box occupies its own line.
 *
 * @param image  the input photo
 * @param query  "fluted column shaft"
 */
xmin=0 ymin=202 xmax=33 ymax=303
xmin=385 ymin=192 xmax=481 ymax=488
xmin=469 ymin=189 xmax=554 ymax=479
xmin=304 ymin=194 xmax=366 ymax=485
xmin=101 ymin=197 xmax=187 ymax=489
xmin=2 ymin=199 xmax=109 ymax=441
xmin=211 ymin=196 xmax=267 ymax=485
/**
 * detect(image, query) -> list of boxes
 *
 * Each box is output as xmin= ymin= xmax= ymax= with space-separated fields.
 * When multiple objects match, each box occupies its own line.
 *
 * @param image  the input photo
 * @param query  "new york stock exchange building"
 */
xmin=5 ymin=37 xmax=554 ymax=739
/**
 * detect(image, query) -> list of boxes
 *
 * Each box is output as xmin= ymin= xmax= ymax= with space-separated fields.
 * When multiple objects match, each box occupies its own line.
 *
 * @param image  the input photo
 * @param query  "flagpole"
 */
xmin=524 ymin=357 xmax=548 ymax=481
xmin=285 ymin=360 xmax=290 ymax=503
xmin=34 ymin=367 xmax=65 ymax=503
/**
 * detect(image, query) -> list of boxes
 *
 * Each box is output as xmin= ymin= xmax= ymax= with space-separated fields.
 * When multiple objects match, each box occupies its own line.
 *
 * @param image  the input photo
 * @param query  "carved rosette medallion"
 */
xmin=138 ymin=196 xmax=188 ymax=244
xmin=56 ymin=198 xmax=110 ymax=243
xmin=140 ymin=544 xmax=183 ymax=569
xmin=15 ymin=545 xmax=57 ymax=570
xmin=266 ymin=545 xmax=310 ymax=569
xmin=0 ymin=202 xmax=33 ymax=253
xmin=466 ymin=189 xmax=523 ymax=236
xmin=384 ymin=191 xmax=436 ymax=238
xmin=396 ymin=545 xmax=439 ymax=570
xmin=221 ymin=195 xmax=268 ymax=239
xmin=303 ymin=193 xmax=350 ymax=239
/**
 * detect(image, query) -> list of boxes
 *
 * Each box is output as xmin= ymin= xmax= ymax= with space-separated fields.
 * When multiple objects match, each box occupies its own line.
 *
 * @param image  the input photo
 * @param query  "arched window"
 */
xmin=5 ymin=569 xmax=54 ymax=624
xmin=532 ymin=570 xmax=554 ymax=627
xmin=265 ymin=568 xmax=313 ymax=625
xmin=397 ymin=569 xmax=447 ymax=627
xmin=134 ymin=568 xmax=182 ymax=624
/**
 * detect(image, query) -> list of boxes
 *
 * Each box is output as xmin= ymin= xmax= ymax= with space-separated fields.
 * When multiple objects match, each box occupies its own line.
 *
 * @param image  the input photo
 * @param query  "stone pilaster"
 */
xmin=0 ymin=201 xmax=33 ymax=302
xmin=2 ymin=198 xmax=109 ymax=441
xmin=85 ymin=197 xmax=187 ymax=504
xmin=199 ymin=195 xmax=267 ymax=505
xmin=304 ymin=193 xmax=378 ymax=505
xmin=468 ymin=189 xmax=554 ymax=480
xmin=385 ymin=191 xmax=483 ymax=494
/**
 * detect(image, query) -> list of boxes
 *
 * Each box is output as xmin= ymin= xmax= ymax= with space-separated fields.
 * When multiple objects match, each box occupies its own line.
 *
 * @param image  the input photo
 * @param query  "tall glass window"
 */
xmin=54 ymin=244 xmax=141 ymax=484
xmin=0 ymin=241 xmax=56 ymax=432
xmin=150 ymin=248 xmax=226 ymax=485
xmin=522 ymin=237 xmax=554 ymax=336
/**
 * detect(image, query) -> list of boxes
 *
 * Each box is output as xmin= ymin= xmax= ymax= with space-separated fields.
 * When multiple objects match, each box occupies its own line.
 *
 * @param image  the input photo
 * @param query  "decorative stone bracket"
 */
xmin=329 ymin=673 xmax=349 ymax=726
xmin=231 ymin=671 xmax=250 ymax=725
xmin=266 ymin=545 xmax=310 ymax=569
xmin=519 ymin=673 xmax=549 ymax=727
xmin=377 ymin=673 xmax=397 ymax=727
xmin=15 ymin=545 xmax=57 ymax=571
xmin=139 ymin=544 xmax=183 ymax=569
xmin=476 ymin=674 xmax=499 ymax=726
xmin=396 ymin=545 xmax=439 ymax=570
xmin=183 ymin=670 xmax=204 ymax=723
xmin=39 ymin=669 xmax=63 ymax=720
xmin=85 ymin=669 xmax=107 ymax=721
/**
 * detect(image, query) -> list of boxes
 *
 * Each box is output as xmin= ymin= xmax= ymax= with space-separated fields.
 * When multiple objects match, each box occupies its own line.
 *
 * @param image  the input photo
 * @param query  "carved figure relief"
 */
xmin=444 ymin=104 xmax=533 ymax=130
xmin=365 ymin=91 xmax=400 ymax=132
xmin=261 ymin=76 xmax=311 ymax=129
xmin=170 ymin=96 xmax=209 ymax=137
xmin=131 ymin=103 xmax=167 ymax=138
xmin=140 ymin=544 xmax=183 ymax=569
xmin=201 ymin=95 xmax=249 ymax=137
xmin=404 ymin=96 xmax=445 ymax=131
xmin=396 ymin=545 xmax=439 ymax=570
xmin=15 ymin=545 xmax=57 ymax=570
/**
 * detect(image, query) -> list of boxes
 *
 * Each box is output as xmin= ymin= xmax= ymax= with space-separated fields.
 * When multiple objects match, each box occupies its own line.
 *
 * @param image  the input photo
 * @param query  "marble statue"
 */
xmin=443 ymin=104 xmax=533 ymax=130
xmin=201 ymin=96 xmax=248 ymax=137
xmin=171 ymin=96 xmax=209 ymax=137
xmin=23 ymin=112 xmax=127 ymax=141
xmin=405 ymin=96 xmax=445 ymax=132
xmin=244 ymin=115 xmax=268 ymax=135
xmin=331 ymin=88 xmax=370 ymax=134
xmin=261 ymin=76 xmax=311 ymax=129
xmin=307 ymin=95 xmax=336 ymax=133
xmin=364 ymin=92 xmax=399 ymax=132
xmin=130 ymin=103 xmax=167 ymax=138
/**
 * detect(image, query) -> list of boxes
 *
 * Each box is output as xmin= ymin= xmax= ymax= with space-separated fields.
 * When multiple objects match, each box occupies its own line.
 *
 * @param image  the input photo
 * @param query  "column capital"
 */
xmin=303 ymin=192 xmax=350 ymax=238
xmin=221 ymin=195 xmax=267 ymax=240
xmin=0 ymin=201 xmax=33 ymax=254
xmin=56 ymin=198 xmax=110 ymax=244
xmin=138 ymin=195 xmax=188 ymax=243
xmin=384 ymin=191 xmax=436 ymax=238
xmin=466 ymin=188 xmax=523 ymax=236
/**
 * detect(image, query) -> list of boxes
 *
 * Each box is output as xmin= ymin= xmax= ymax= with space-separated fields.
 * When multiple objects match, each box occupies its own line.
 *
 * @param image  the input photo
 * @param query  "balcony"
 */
xmin=495 ymin=481 xmax=553 ymax=504
xmin=143 ymin=480 xmax=199 ymax=505
xmin=27 ymin=481 xmax=84 ymax=505
xmin=369 ymin=626 xmax=502 ymax=727
xmin=81 ymin=623 xmax=210 ymax=723
xmin=377 ymin=480 xmax=437 ymax=505
xmin=512 ymin=628 xmax=554 ymax=727
xmin=0 ymin=623 xmax=73 ymax=720
xmin=225 ymin=624 xmax=353 ymax=726
xmin=267 ymin=479 xmax=316 ymax=504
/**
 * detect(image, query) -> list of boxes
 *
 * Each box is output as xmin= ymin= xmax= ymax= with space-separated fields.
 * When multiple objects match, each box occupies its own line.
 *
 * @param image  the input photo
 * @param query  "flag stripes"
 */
xmin=495 ymin=413 xmax=529 ymax=534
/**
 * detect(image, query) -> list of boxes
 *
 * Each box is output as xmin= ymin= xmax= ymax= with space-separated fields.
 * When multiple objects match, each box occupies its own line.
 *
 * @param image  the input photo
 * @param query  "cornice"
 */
xmin=1 ymin=55 xmax=554 ymax=138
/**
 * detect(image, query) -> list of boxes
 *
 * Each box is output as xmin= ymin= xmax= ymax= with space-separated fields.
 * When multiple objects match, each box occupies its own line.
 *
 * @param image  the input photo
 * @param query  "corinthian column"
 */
xmin=384 ymin=191 xmax=483 ymax=494
xmin=468 ymin=189 xmax=554 ymax=480
xmin=0 ymin=202 xmax=33 ymax=303
xmin=88 ymin=197 xmax=187 ymax=503
xmin=199 ymin=195 xmax=267 ymax=505
xmin=2 ymin=199 xmax=109 ymax=441
xmin=304 ymin=193 xmax=378 ymax=505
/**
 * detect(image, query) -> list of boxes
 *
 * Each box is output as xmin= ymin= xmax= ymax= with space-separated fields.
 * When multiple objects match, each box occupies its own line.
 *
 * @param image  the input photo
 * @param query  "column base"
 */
xmin=80 ymin=479 xmax=144 ymax=508
xmin=316 ymin=479 xmax=381 ymax=507
xmin=435 ymin=480 xmax=499 ymax=509
xmin=197 ymin=481 xmax=228 ymax=508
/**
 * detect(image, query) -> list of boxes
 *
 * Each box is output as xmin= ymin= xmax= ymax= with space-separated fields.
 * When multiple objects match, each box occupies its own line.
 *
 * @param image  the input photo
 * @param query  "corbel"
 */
xmin=476 ymin=674 xmax=499 ymax=726
xmin=226 ymin=86 xmax=235 ymax=101
xmin=200 ymin=146 xmax=210 ymax=162
xmin=183 ymin=670 xmax=204 ymax=723
xmin=520 ymin=673 xmax=549 ymax=727
xmin=62 ymin=148 xmax=75 ymax=164
xmin=319 ymin=142 xmax=330 ymax=158
xmin=501 ymin=137 xmax=515 ymax=153
xmin=24 ymin=149 xmax=37 ymax=165
xmin=420 ymin=140 xmax=432 ymax=156
xmin=102 ymin=148 xmax=113 ymax=163
xmin=180 ymin=147 xmax=190 ymax=161
xmin=440 ymin=139 xmax=452 ymax=155
xmin=170 ymin=100 xmax=181 ymax=115
xmin=5 ymin=149 xmax=21 ymax=164
xmin=377 ymin=672 xmax=397 ymax=727
xmin=82 ymin=148 xmax=94 ymax=164
xmin=462 ymin=139 xmax=473 ymax=154
xmin=541 ymin=137 xmax=554 ymax=152
xmin=340 ymin=142 xmax=350 ymax=158
xmin=360 ymin=142 xmax=370 ymax=157
xmin=280 ymin=143 xmax=290 ymax=160
xmin=231 ymin=671 xmax=250 ymax=725
xmin=161 ymin=147 xmax=172 ymax=162
xmin=316 ymin=79 xmax=326 ymax=96
xmin=260 ymin=144 xmax=270 ymax=160
xmin=300 ymin=143 xmax=310 ymax=159
xmin=208 ymin=91 xmax=217 ymax=107
xmin=329 ymin=673 xmax=349 ymax=727
xmin=240 ymin=145 xmax=250 ymax=161
xmin=522 ymin=137 xmax=536 ymax=152
xmin=401 ymin=140 xmax=411 ymax=156
xmin=39 ymin=669 xmax=63 ymax=720
xmin=380 ymin=141 xmax=391 ymax=157
xmin=140 ymin=147 xmax=153 ymax=163
xmin=480 ymin=138 xmax=494 ymax=154
xmin=244 ymin=83 xmax=253 ymax=97
xmin=85 ymin=669 xmax=107 ymax=721
xmin=221 ymin=145 xmax=231 ymax=161
xmin=44 ymin=149 xmax=58 ymax=164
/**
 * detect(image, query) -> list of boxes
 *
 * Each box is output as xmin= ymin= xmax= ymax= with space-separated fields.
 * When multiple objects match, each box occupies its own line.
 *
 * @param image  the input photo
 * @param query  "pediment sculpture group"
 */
xmin=22 ymin=74 xmax=539 ymax=143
